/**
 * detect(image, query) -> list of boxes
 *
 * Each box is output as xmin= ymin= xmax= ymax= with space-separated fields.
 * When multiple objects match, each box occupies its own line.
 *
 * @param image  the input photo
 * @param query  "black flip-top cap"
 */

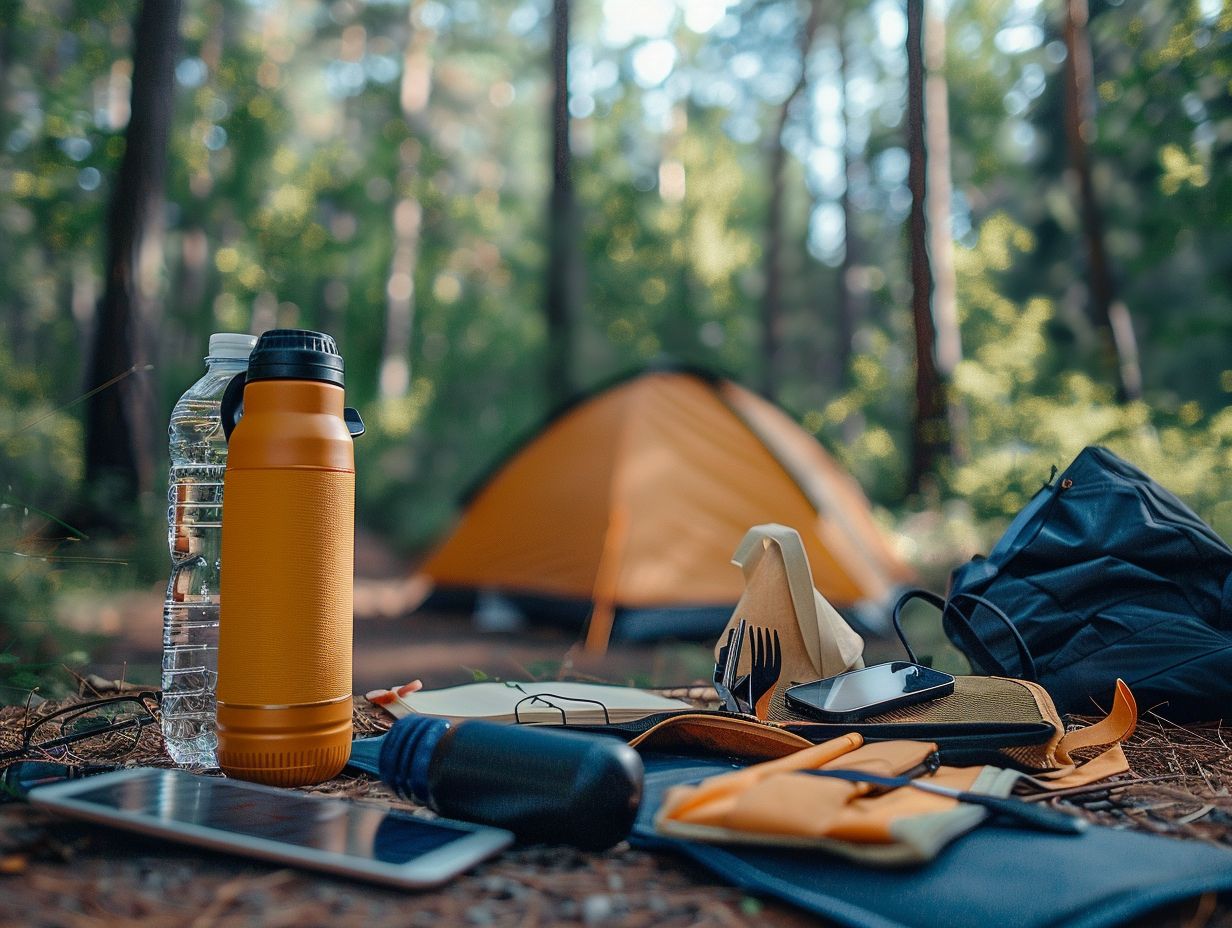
xmin=246 ymin=329 xmax=345 ymax=387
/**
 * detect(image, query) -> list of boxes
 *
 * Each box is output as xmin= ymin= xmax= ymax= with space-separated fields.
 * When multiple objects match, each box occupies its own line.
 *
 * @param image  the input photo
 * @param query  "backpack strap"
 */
xmin=1019 ymin=679 xmax=1137 ymax=791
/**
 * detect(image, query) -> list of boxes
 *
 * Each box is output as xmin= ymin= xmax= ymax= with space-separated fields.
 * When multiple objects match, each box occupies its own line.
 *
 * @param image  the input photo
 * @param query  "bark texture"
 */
xmin=545 ymin=0 xmax=581 ymax=403
xmin=834 ymin=4 xmax=859 ymax=390
xmin=762 ymin=0 xmax=822 ymax=399
xmin=924 ymin=0 xmax=967 ymax=461
xmin=906 ymin=0 xmax=951 ymax=493
xmin=380 ymin=0 xmax=433 ymax=399
xmin=1062 ymin=0 xmax=1142 ymax=401
xmin=83 ymin=0 xmax=182 ymax=510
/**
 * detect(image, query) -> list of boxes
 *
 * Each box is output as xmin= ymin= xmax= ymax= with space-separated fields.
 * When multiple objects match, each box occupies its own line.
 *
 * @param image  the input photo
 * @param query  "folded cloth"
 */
xmin=655 ymin=734 xmax=1021 ymax=865
xmin=636 ymin=753 xmax=1232 ymax=928
xmin=714 ymin=524 xmax=866 ymax=719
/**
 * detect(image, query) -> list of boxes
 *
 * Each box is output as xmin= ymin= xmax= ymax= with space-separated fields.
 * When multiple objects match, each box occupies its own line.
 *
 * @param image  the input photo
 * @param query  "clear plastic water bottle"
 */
xmin=162 ymin=333 xmax=256 ymax=766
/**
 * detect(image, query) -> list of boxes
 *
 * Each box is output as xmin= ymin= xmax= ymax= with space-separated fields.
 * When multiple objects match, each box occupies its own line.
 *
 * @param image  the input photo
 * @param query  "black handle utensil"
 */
xmin=748 ymin=626 xmax=782 ymax=717
xmin=802 ymin=767 xmax=1087 ymax=835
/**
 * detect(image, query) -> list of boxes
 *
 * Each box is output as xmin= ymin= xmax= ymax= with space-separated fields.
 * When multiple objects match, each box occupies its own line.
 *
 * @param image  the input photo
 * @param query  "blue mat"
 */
xmin=632 ymin=755 xmax=1232 ymax=928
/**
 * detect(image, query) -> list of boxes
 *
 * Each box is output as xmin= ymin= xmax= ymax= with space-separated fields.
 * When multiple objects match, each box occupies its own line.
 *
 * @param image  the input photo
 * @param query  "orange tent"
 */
xmin=418 ymin=369 xmax=914 ymax=651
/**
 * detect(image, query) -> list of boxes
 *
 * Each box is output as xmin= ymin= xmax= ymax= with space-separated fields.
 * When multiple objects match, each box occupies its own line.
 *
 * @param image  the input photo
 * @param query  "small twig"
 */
xmin=189 ymin=869 xmax=297 ymax=928
xmin=64 ymin=667 xmax=101 ymax=698
xmin=1175 ymin=805 xmax=1215 ymax=826
xmin=5 ymin=364 xmax=152 ymax=439
xmin=1197 ymin=764 xmax=1217 ymax=794
xmin=1134 ymin=784 xmax=1232 ymax=805
xmin=1022 ymin=775 xmax=1174 ymax=803
xmin=1183 ymin=892 xmax=1218 ymax=928
xmin=522 ymin=892 xmax=541 ymax=928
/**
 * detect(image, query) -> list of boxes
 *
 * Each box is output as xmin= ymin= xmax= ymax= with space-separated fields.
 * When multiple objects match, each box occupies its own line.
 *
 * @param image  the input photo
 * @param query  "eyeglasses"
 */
xmin=502 ymin=682 xmax=613 ymax=726
xmin=512 ymin=692 xmax=611 ymax=725
xmin=0 ymin=692 xmax=161 ymax=764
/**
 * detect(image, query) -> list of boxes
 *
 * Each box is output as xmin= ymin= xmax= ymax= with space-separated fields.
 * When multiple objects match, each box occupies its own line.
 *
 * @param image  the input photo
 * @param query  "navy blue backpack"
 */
xmin=900 ymin=446 xmax=1232 ymax=721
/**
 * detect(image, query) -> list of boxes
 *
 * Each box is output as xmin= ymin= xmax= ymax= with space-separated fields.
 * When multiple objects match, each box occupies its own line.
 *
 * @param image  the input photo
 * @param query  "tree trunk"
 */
xmin=83 ymin=0 xmax=181 ymax=514
xmin=924 ymin=0 xmax=959 ymax=379
xmin=763 ymin=0 xmax=822 ymax=399
xmin=380 ymin=0 xmax=433 ymax=399
xmin=833 ymin=3 xmax=859 ymax=390
xmin=763 ymin=108 xmax=790 ymax=400
xmin=906 ymin=0 xmax=950 ymax=494
xmin=545 ymin=0 xmax=580 ymax=403
xmin=924 ymin=0 xmax=966 ymax=461
xmin=1061 ymin=0 xmax=1141 ymax=402
xmin=0 ymin=0 xmax=19 ymax=141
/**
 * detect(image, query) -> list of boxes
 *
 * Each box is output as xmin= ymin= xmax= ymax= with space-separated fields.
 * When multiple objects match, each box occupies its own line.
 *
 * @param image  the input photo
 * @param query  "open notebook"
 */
xmin=366 ymin=681 xmax=691 ymax=726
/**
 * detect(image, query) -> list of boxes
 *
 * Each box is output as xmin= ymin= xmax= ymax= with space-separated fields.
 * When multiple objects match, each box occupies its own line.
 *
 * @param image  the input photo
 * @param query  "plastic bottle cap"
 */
xmin=208 ymin=333 xmax=259 ymax=360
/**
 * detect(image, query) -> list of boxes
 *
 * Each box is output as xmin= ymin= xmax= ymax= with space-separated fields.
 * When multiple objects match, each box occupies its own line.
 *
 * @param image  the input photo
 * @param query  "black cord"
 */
xmin=891 ymin=589 xmax=1038 ymax=680
xmin=942 ymin=592 xmax=1038 ymax=681
xmin=891 ymin=589 xmax=946 ymax=663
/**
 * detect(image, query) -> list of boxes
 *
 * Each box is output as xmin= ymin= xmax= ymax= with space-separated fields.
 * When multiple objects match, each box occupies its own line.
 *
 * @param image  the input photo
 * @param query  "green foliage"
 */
xmin=949 ymin=212 xmax=1232 ymax=532
xmin=1015 ymin=0 xmax=1232 ymax=402
xmin=0 ymin=0 xmax=1229 ymax=677
xmin=823 ymin=210 xmax=1232 ymax=576
xmin=0 ymin=344 xmax=99 ymax=698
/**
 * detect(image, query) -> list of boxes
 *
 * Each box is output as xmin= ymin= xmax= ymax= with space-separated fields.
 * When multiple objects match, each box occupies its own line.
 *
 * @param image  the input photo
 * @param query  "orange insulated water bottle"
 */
xmin=216 ymin=329 xmax=364 ymax=786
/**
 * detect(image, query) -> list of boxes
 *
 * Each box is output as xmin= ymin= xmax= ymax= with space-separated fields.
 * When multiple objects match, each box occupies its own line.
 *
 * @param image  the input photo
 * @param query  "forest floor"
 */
xmin=6 ymin=535 xmax=1230 ymax=926
xmin=1 ymin=687 xmax=1230 ymax=927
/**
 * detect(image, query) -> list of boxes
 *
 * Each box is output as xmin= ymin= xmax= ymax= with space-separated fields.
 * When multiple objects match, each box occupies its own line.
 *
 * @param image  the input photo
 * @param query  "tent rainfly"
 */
xmin=418 ymin=369 xmax=914 ymax=653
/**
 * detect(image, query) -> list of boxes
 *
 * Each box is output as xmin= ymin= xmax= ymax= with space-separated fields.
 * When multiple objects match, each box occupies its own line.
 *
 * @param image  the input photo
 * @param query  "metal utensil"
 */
xmin=713 ymin=628 xmax=737 ymax=711
xmin=713 ymin=620 xmax=752 ymax=713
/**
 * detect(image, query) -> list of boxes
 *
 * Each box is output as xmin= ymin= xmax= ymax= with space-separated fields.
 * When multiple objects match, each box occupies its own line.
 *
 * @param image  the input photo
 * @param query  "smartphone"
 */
xmin=29 ymin=767 xmax=512 ymax=890
xmin=784 ymin=662 xmax=955 ymax=723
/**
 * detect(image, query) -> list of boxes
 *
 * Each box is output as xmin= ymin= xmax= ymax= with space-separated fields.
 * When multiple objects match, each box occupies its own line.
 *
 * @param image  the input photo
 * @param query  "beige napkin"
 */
xmin=715 ymin=524 xmax=865 ymax=719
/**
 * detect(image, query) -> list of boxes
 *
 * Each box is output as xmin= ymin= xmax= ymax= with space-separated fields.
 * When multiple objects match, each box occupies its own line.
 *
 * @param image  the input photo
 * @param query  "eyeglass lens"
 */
xmin=27 ymin=698 xmax=154 ymax=761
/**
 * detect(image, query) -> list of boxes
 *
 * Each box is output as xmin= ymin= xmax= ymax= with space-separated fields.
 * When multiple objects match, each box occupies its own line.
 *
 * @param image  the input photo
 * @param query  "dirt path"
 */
xmin=50 ymin=529 xmax=905 ymax=697
xmin=52 ymin=580 xmax=723 ymax=695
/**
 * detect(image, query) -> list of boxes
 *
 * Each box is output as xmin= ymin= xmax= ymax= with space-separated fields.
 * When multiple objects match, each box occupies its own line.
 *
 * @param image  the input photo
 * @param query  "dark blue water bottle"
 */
xmin=376 ymin=716 xmax=643 ymax=851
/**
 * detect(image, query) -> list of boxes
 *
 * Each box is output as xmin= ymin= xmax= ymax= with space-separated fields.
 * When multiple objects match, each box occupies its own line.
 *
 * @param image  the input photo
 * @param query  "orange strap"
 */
xmin=1030 ymin=679 xmax=1137 ymax=790
xmin=1054 ymin=679 xmax=1138 ymax=759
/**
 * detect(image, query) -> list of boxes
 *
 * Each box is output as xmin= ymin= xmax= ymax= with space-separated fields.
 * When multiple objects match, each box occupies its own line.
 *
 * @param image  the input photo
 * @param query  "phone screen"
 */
xmin=59 ymin=769 xmax=475 ymax=865
xmin=789 ymin=662 xmax=952 ymax=714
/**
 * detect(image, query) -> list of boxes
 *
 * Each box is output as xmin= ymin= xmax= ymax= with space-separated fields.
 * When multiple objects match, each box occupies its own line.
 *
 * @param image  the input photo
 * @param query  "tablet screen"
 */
xmin=64 ymin=769 xmax=471 ymax=864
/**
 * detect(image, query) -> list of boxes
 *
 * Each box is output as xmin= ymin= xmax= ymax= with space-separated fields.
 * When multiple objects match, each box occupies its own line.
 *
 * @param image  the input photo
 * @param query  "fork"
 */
xmin=748 ymin=626 xmax=782 ymax=718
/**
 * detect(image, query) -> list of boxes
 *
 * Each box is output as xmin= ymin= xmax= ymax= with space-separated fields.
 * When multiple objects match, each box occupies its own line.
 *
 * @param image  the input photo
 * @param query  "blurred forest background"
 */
xmin=1 ymin=0 xmax=1230 ymax=693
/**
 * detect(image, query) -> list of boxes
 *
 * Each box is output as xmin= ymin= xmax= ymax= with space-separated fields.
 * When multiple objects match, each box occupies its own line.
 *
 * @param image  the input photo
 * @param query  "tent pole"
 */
xmin=584 ymin=505 xmax=628 ymax=654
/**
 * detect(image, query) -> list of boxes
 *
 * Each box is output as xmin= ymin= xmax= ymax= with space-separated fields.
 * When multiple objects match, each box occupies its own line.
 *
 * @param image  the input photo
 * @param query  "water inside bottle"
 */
xmin=163 ymin=391 xmax=230 ymax=765
xmin=162 ymin=601 xmax=220 ymax=760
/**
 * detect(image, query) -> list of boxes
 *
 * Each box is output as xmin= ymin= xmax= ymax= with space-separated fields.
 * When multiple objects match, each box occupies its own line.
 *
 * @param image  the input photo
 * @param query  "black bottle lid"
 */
xmin=246 ymin=329 xmax=345 ymax=387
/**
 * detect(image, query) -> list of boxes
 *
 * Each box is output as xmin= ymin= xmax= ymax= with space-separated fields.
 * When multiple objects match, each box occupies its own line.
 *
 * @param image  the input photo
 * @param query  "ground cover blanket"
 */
xmin=632 ymin=755 xmax=1232 ymax=928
